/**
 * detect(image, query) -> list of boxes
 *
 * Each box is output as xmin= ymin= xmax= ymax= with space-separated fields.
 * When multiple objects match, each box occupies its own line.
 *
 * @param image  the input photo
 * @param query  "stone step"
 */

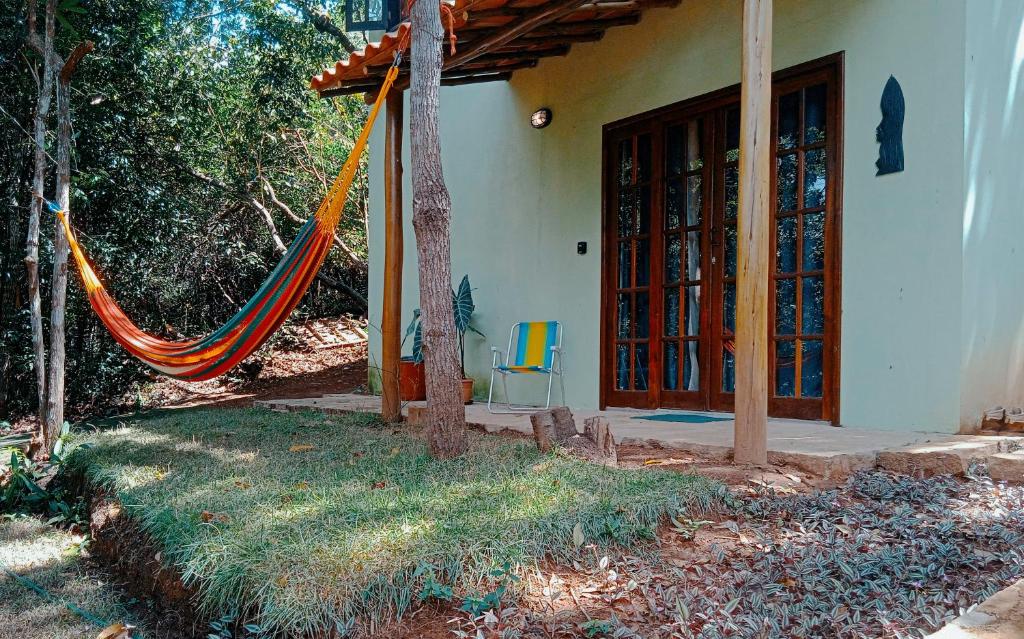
xmin=875 ymin=438 xmax=1012 ymax=477
xmin=987 ymin=450 xmax=1024 ymax=483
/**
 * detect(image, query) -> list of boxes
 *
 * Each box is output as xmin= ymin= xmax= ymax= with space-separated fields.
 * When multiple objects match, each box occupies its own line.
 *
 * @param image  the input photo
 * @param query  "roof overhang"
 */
xmin=310 ymin=0 xmax=680 ymax=98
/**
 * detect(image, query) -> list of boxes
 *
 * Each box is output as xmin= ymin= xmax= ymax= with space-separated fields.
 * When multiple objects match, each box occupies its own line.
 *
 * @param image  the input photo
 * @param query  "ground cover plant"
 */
xmin=505 ymin=466 xmax=1024 ymax=638
xmin=0 ymin=517 xmax=155 ymax=639
xmin=66 ymin=408 xmax=723 ymax=635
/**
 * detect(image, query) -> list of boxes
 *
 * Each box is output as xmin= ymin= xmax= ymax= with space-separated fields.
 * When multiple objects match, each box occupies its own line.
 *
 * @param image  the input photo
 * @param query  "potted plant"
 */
xmin=403 ymin=275 xmax=484 ymax=404
xmin=400 ymin=310 xmax=426 ymax=401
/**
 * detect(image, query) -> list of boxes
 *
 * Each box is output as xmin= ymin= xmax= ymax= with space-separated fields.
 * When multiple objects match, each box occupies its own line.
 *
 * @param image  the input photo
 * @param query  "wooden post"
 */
xmin=381 ymin=89 xmax=404 ymax=423
xmin=734 ymin=0 xmax=771 ymax=466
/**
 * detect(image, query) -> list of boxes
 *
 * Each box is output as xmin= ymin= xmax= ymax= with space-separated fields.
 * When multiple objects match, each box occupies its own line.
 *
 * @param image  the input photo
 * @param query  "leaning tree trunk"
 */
xmin=43 ymin=42 xmax=92 ymax=450
xmin=409 ymin=0 xmax=467 ymax=458
xmin=25 ymin=0 xmax=57 ymax=431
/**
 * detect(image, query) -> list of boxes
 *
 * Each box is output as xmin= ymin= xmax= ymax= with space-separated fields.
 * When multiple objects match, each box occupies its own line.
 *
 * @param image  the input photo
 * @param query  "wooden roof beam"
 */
xmin=445 ymin=0 xmax=596 ymax=70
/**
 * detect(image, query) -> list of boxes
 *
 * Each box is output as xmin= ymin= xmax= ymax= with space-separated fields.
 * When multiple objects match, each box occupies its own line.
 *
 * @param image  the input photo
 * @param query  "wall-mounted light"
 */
xmin=530 ymin=107 xmax=552 ymax=129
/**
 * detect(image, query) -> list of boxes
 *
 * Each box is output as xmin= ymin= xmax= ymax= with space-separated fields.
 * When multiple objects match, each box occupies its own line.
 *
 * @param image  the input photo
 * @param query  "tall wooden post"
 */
xmin=381 ymin=89 xmax=404 ymax=423
xmin=734 ymin=0 xmax=772 ymax=465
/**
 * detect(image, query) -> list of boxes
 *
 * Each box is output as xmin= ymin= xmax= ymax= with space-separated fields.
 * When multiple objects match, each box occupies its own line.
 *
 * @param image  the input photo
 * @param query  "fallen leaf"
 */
xmin=276 ymin=575 xmax=288 ymax=587
xmin=96 ymin=622 xmax=134 ymax=639
xmin=200 ymin=510 xmax=230 ymax=524
xmin=372 ymin=481 xmax=386 ymax=490
xmin=572 ymin=523 xmax=584 ymax=549
xmin=289 ymin=444 xmax=315 ymax=453
xmin=234 ymin=480 xmax=252 ymax=489
xmin=294 ymin=481 xmax=309 ymax=490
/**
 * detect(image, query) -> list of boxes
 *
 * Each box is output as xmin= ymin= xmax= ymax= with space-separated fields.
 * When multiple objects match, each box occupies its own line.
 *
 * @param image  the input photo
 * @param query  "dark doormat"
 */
xmin=632 ymin=413 xmax=731 ymax=424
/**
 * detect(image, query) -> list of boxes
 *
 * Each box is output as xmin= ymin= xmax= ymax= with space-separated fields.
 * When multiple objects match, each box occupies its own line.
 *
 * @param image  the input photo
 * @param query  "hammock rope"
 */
xmin=51 ymin=61 xmax=402 ymax=381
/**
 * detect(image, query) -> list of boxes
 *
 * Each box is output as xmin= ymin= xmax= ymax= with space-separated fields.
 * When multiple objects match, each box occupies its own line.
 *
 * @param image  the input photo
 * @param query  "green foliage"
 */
xmin=67 ymin=408 xmax=725 ymax=634
xmin=459 ymin=563 xmax=520 ymax=616
xmin=403 ymin=275 xmax=484 ymax=372
xmin=1 ymin=423 xmax=87 ymax=525
xmin=0 ymin=0 xmax=370 ymax=420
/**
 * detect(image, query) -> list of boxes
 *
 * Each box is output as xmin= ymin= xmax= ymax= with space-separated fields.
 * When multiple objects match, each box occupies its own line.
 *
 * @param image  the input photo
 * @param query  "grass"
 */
xmin=0 ymin=517 xmax=153 ymax=639
xmin=67 ymin=408 xmax=723 ymax=635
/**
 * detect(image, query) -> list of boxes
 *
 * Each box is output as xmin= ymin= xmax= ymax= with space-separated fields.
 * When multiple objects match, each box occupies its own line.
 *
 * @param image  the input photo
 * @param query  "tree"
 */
xmin=409 ymin=0 xmax=467 ymax=458
xmin=24 ymin=0 xmax=56 ymax=431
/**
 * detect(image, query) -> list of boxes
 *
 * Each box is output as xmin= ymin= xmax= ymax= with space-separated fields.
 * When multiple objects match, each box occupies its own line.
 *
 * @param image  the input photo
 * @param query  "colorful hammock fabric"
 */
xmin=52 ymin=64 xmax=400 ymax=381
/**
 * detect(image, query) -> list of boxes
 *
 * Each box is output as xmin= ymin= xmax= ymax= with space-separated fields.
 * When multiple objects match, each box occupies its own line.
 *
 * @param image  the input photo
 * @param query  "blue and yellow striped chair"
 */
xmin=488 ymin=321 xmax=565 ymax=413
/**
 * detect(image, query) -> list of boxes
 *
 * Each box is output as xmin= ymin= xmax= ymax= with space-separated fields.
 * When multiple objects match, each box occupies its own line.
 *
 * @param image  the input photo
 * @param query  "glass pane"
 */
xmin=666 ymin=125 xmax=685 ymax=176
xmin=637 ymin=186 xmax=651 ymax=235
xmin=636 ymin=134 xmax=652 ymax=183
xmin=722 ymin=344 xmax=735 ymax=393
xmin=723 ymin=282 xmax=736 ymax=333
xmin=682 ymin=341 xmax=700 ymax=391
xmin=801 ymin=339 xmax=823 ymax=398
xmin=778 ymin=90 xmax=800 ymax=150
xmin=725 ymin=107 xmax=740 ymax=162
xmin=665 ymin=180 xmax=682 ymax=230
xmin=686 ymin=175 xmax=702 ymax=226
xmin=618 ymin=139 xmax=632 ymax=186
xmin=616 ymin=344 xmax=630 ymax=390
xmin=776 ymin=215 xmax=797 ymax=274
xmin=775 ymin=340 xmax=796 ymax=397
xmin=802 ymin=212 xmax=825 ymax=271
xmin=805 ymin=83 xmax=827 ymax=144
xmin=635 ymin=239 xmax=650 ymax=287
xmin=803 ymin=148 xmax=826 ymax=208
xmin=684 ymin=285 xmax=700 ymax=336
xmin=617 ymin=189 xmax=634 ymax=237
xmin=617 ymin=293 xmax=631 ymax=338
xmin=664 ymin=234 xmax=681 ymax=283
xmin=686 ymin=120 xmax=704 ymax=171
xmin=634 ymin=343 xmax=649 ymax=391
xmin=724 ymin=166 xmax=739 ymax=219
xmin=801 ymin=276 xmax=825 ymax=334
xmin=663 ymin=341 xmax=679 ymax=391
xmin=685 ymin=231 xmax=701 ymax=281
xmin=776 ymin=278 xmax=796 ymax=335
xmin=777 ymin=153 xmax=798 ymax=212
xmin=724 ymin=225 xmax=737 ymax=278
xmin=664 ymin=288 xmax=680 ymax=337
xmin=635 ymin=292 xmax=649 ymax=339
xmin=617 ymin=241 xmax=631 ymax=288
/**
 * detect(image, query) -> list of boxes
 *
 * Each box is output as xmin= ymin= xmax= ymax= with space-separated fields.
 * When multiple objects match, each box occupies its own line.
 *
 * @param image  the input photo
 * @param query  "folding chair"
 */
xmin=487 ymin=321 xmax=565 ymax=413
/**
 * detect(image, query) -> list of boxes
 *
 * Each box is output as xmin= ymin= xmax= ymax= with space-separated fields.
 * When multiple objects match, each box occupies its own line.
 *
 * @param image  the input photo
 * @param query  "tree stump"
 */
xmin=531 ymin=410 xmax=617 ymax=467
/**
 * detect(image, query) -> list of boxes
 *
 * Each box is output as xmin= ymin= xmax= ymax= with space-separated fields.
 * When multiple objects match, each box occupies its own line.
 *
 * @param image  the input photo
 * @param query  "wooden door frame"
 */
xmin=600 ymin=52 xmax=843 ymax=424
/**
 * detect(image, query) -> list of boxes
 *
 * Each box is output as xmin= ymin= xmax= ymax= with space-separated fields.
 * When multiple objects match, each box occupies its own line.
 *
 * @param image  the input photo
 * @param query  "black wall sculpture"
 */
xmin=876 ymin=75 xmax=905 ymax=175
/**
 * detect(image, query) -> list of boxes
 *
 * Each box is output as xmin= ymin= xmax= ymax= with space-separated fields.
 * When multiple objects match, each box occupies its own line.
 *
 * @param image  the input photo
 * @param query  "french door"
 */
xmin=601 ymin=55 xmax=842 ymax=422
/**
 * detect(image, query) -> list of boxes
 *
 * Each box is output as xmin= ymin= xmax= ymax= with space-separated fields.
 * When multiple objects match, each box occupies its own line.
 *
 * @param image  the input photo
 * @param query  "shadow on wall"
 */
xmin=961 ymin=3 xmax=1024 ymax=429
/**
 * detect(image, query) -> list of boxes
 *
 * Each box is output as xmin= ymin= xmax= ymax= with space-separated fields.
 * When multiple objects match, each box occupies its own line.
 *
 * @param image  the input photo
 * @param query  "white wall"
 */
xmin=368 ymin=0 xmax=970 ymax=432
xmin=960 ymin=1 xmax=1024 ymax=431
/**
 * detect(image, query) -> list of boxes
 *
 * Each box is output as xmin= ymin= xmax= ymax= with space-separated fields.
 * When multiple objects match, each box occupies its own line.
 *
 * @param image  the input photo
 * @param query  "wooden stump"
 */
xmin=583 ymin=416 xmax=617 ymax=466
xmin=531 ymin=410 xmax=617 ymax=467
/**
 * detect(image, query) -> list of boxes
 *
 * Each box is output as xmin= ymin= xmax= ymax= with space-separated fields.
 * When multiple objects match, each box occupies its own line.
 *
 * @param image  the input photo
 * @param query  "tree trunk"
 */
xmin=43 ymin=41 xmax=92 ymax=450
xmin=25 ymin=0 xmax=57 ymax=432
xmin=410 ymin=0 xmax=467 ymax=458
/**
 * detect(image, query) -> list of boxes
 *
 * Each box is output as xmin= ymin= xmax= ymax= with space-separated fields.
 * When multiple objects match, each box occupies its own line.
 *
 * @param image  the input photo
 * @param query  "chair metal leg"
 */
xmin=545 ymin=370 xmax=554 ymax=410
xmin=559 ymin=369 xmax=566 ymax=407
xmin=487 ymin=367 xmax=497 ymax=413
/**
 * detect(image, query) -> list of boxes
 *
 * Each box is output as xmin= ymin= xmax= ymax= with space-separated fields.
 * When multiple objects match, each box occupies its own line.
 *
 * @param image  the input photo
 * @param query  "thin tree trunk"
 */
xmin=25 ymin=0 xmax=57 ymax=431
xmin=43 ymin=41 xmax=92 ymax=450
xmin=410 ymin=0 xmax=467 ymax=458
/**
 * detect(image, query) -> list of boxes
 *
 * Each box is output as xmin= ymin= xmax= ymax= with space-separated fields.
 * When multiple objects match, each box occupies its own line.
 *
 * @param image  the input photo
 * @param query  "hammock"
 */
xmin=51 ymin=64 xmax=400 ymax=381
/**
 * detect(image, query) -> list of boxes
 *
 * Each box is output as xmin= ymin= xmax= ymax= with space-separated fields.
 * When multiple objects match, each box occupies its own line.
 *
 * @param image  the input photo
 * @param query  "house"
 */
xmin=312 ymin=0 xmax=1024 ymax=436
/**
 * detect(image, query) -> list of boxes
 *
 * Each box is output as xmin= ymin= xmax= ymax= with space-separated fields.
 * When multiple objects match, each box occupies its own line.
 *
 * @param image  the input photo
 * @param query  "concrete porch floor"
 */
xmin=254 ymin=393 xmax=1024 ymax=480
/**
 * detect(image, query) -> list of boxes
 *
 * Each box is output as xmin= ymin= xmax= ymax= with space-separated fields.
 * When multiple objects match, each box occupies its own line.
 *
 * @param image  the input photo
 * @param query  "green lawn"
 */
xmin=68 ymin=408 xmax=723 ymax=636
xmin=0 ymin=518 xmax=153 ymax=639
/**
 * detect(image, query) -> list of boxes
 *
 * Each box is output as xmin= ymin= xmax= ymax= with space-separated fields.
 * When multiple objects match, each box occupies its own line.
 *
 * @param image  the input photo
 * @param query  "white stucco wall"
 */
xmin=367 ymin=0 xmax=971 ymax=432
xmin=960 ymin=2 xmax=1024 ymax=431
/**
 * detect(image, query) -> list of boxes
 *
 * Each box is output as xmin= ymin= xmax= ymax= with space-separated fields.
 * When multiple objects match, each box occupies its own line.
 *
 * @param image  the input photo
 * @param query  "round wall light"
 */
xmin=530 ymin=107 xmax=552 ymax=129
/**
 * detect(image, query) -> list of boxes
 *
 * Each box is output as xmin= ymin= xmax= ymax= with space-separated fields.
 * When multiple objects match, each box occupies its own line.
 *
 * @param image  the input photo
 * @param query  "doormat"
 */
xmin=632 ymin=413 xmax=731 ymax=424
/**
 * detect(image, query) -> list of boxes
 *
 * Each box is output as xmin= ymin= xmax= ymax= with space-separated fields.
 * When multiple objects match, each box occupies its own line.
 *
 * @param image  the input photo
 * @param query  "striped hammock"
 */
xmin=52 ymin=65 xmax=399 ymax=381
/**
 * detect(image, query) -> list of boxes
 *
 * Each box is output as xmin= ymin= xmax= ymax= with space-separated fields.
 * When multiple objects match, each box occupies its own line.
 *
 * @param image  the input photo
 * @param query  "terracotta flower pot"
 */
xmin=461 ymin=378 xmax=475 ymax=404
xmin=399 ymin=358 xmax=426 ymax=401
